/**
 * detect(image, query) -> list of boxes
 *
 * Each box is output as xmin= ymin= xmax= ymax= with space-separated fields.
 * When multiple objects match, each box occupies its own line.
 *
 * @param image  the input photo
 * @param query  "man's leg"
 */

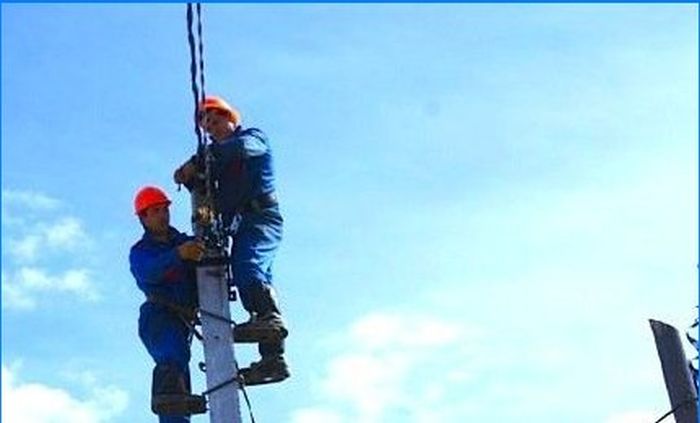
xmin=151 ymin=365 xmax=203 ymax=422
xmin=231 ymin=210 xmax=289 ymax=384
xmin=139 ymin=306 xmax=205 ymax=417
xmin=231 ymin=209 xmax=286 ymax=344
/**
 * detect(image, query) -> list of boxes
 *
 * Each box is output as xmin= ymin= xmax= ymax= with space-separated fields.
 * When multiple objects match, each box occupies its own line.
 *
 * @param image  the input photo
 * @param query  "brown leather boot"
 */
xmin=239 ymin=355 xmax=290 ymax=386
xmin=152 ymin=394 xmax=207 ymax=416
xmin=151 ymin=364 xmax=207 ymax=416
xmin=233 ymin=312 xmax=288 ymax=343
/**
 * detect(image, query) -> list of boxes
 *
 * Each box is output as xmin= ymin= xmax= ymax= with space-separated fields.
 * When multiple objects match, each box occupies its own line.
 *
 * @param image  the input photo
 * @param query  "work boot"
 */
xmin=239 ymin=355 xmax=290 ymax=386
xmin=233 ymin=312 xmax=288 ymax=343
xmin=152 ymin=393 xmax=207 ymax=416
xmin=151 ymin=364 xmax=207 ymax=416
xmin=235 ymin=283 xmax=288 ymax=343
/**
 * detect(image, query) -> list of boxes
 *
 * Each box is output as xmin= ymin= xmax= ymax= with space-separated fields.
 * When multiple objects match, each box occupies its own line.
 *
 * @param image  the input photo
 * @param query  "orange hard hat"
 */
xmin=200 ymin=95 xmax=241 ymax=125
xmin=134 ymin=186 xmax=171 ymax=216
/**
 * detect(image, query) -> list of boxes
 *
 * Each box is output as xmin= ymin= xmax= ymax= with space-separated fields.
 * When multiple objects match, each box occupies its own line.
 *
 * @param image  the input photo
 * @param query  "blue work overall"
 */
xmin=130 ymin=228 xmax=198 ymax=423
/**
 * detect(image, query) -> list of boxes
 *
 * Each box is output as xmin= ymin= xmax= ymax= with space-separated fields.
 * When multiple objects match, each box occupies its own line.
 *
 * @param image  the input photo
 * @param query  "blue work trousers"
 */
xmin=139 ymin=303 xmax=193 ymax=423
xmin=231 ymin=205 xmax=283 ymax=312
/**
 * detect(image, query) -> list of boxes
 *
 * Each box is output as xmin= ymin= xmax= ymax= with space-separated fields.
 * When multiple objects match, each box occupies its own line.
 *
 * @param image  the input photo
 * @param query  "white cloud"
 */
xmin=322 ymin=352 xmax=408 ymax=421
xmin=349 ymin=312 xmax=463 ymax=351
xmin=2 ymin=189 xmax=99 ymax=309
xmin=59 ymin=269 xmax=98 ymax=299
xmin=6 ymin=216 xmax=90 ymax=263
xmin=44 ymin=217 xmax=89 ymax=249
xmin=2 ymin=189 xmax=61 ymax=228
xmin=293 ymin=312 xmax=480 ymax=423
xmin=1 ymin=365 xmax=128 ymax=423
xmin=2 ymin=189 xmax=61 ymax=210
xmin=291 ymin=408 xmax=346 ymax=423
xmin=7 ymin=234 xmax=42 ymax=263
xmin=1 ymin=270 xmax=37 ymax=310
xmin=294 ymin=309 xmax=674 ymax=422
xmin=2 ymin=267 xmax=99 ymax=310
xmin=16 ymin=267 xmax=55 ymax=289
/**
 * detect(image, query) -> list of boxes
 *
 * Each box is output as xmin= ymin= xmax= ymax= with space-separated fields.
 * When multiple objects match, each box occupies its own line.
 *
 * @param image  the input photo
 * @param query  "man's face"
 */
xmin=200 ymin=109 xmax=231 ymax=140
xmin=141 ymin=204 xmax=170 ymax=236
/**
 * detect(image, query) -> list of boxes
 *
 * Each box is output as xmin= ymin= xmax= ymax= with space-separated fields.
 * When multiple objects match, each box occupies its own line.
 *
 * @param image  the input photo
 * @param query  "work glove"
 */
xmin=177 ymin=240 xmax=205 ymax=262
xmin=174 ymin=159 xmax=197 ymax=185
xmin=174 ymin=156 xmax=206 ymax=194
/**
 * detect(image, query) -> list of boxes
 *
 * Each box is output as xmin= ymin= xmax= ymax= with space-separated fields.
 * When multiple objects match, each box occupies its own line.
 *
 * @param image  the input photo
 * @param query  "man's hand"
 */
xmin=177 ymin=240 xmax=205 ymax=261
xmin=174 ymin=160 xmax=197 ymax=185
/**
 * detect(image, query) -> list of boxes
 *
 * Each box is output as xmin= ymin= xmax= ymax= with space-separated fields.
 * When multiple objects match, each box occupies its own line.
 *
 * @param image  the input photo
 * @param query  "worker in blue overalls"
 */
xmin=129 ymin=186 xmax=207 ymax=421
xmin=174 ymin=95 xmax=289 ymax=385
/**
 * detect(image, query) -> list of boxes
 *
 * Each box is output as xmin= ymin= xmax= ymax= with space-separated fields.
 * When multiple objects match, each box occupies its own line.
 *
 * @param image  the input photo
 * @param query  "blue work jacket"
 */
xmin=129 ymin=227 xmax=198 ymax=309
xmin=209 ymin=126 xmax=277 ymax=223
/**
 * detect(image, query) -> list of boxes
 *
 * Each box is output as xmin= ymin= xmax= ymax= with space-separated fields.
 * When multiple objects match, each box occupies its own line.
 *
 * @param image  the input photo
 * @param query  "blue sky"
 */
xmin=1 ymin=4 xmax=697 ymax=423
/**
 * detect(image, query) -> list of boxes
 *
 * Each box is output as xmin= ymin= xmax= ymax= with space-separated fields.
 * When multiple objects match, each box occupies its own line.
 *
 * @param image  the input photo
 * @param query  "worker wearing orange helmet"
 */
xmin=129 ymin=186 xmax=207 ymax=421
xmin=174 ymin=95 xmax=289 ymax=385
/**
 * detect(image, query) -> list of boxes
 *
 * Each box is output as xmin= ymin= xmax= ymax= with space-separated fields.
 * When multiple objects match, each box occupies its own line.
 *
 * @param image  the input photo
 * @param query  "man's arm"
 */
xmin=129 ymin=241 xmax=204 ymax=287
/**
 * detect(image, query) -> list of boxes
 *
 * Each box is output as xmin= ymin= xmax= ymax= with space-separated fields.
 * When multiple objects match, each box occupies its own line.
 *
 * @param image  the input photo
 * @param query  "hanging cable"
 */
xmin=187 ymin=3 xmax=206 ymax=151
xmin=196 ymin=3 xmax=206 ymax=106
xmin=186 ymin=3 xmax=228 ymax=253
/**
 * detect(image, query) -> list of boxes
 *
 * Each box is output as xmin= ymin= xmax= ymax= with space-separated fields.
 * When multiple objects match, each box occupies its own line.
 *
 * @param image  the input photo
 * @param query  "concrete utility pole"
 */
xmin=649 ymin=319 xmax=697 ymax=423
xmin=193 ymin=192 xmax=242 ymax=423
